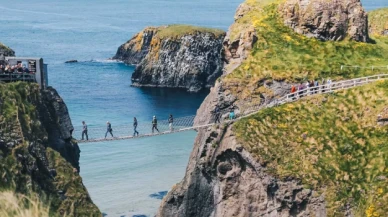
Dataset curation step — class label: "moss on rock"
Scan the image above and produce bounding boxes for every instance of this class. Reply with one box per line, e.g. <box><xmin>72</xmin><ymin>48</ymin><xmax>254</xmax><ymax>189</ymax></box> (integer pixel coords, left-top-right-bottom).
<box><xmin>0</xmin><ymin>82</ymin><xmax>100</xmax><ymax>217</ymax></box>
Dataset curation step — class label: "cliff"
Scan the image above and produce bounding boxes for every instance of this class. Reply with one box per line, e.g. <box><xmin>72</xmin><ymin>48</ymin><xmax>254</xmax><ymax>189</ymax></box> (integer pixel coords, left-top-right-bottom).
<box><xmin>158</xmin><ymin>0</ymin><xmax>388</xmax><ymax>217</ymax></box>
<box><xmin>113</xmin><ymin>25</ymin><xmax>226</xmax><ymax>92</ymax></box>
<box><xmin>279</xmin><ymin>0</ymin><xmax>369</xmax><ymax>42</ymax></box>
<box><xmin>0</xmin><ymin>82</ymin><xmax>100</xmax><ymax>216</ymax></box>
<box><xmin>368</xmin><ymin>8</ymin><xmax>388</xmax><ymax>36</ymax></box>
<box><xmin>0</xmin><ymin>43</ymin><xmax>15</xmax><ymax>61</ymax></box>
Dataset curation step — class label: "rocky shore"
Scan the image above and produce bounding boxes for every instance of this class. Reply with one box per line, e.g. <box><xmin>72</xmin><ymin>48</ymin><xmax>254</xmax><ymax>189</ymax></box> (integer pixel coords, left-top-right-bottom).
<box><xmin>113</xmin><ymin>25</ymin><xmax>226</xmax><ymax>92</ymax></box>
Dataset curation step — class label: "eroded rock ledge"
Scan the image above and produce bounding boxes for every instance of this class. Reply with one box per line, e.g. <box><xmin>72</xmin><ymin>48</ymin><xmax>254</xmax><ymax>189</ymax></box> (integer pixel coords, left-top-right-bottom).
<box><xmin>279</xmin><ymin>0</ymin><xmax>369</xmax><ymax>42</ymax></box>
<box><xmin>113</xmin><ymin>25</ymin><xmax>226</xmax><ymax>92</ymax></box>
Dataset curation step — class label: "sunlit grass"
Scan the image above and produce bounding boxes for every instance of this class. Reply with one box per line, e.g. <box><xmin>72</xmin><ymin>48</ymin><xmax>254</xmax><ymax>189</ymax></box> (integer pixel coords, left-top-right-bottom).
<box><xmin>156</xmin><ymin>24</ymin><xmax>225</xmax><ymax>39</ymax></box>
<box><xmin>234</xmin><ymin>81</ymin><xmax>388</xmax><ymax>216</ymax></box>
<box><xmin>368</xmin><ymin>8</ymin><xmax>388</xmax><ymax>36</ymax></box>
<box><xmin>0</xmin><ymin>191</ymin><xmax>52</xmax><ymax>217</ymax></box>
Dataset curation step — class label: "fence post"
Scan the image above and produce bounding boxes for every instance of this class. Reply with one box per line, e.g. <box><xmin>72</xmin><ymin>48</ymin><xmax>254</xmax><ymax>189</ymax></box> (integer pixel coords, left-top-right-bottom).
<box><xmin>372</xmin><ymin>66</ymin><xmax>374</xmax><ymax>71</ymax></box>
<box><xmin>341</xmin><ymin>65</ymin><xmax>343</xmax><ymax>71</ymax></box>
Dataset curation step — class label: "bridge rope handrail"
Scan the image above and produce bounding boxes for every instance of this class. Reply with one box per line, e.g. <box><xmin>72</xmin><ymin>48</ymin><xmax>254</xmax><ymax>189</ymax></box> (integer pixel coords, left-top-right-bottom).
<box><xmin>75</xmin><ymin>73</ymin><xmax>388</xmax><ymax>143</ymax></box>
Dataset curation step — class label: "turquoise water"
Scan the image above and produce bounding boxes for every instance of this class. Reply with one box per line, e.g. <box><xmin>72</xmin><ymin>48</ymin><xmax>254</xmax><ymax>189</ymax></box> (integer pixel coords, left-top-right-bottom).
<box><xmin>1</xmin><ymin>0</ymin><xmax>387</xmax><ymax>216</ymax></box>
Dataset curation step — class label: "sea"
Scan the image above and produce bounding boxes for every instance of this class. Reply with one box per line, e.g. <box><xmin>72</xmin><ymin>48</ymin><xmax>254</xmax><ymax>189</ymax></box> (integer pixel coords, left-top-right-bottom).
<box><xmin>0</xmin><ymin>0</ymin><xmax>387</xmax><ymax>216</ymax></box>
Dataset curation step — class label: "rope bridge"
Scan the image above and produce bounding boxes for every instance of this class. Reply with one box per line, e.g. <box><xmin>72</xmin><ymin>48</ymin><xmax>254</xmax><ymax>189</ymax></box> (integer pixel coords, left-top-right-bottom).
<box><xmin>74</xmin><ymin>73</ymin><xmax>388</xmax><ymax>143</ymax></box>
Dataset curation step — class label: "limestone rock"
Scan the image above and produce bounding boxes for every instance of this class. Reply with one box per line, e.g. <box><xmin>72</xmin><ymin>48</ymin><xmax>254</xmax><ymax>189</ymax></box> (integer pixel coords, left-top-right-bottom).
<box><xmin>113</xmin><ymin>25</ymin><xmax>226</xmax><ymax>92</ymax></box>
<box><xmin>279</xmin><ymin>0</ymin><xmax>369</xmax><ymax>42</ymax></box>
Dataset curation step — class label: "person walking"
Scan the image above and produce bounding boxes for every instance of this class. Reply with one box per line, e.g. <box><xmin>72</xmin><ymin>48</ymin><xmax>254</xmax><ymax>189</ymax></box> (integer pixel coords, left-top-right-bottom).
<box><xmin>214</xmin><ymin>105</ymin><xmax>221</xmax><ymax>123</ymax></box>
<box><xmin>168</xmin><ymin>114</ymin><xmax>174</xmax><ymax>132</ymax></box>
<box><xmin>82</xmin><ymin>121</ymin><xmax>88</xmax><ymax>140</ymax></box>
<box><xmin>152</xmin><ymin>116</ymin><xmax>160</xmax><ymax>133</ymax></box>
<box><xmin>229</xmin><ymin>107</ymin><xmax>235</xmax><ymax>120</ymax></box>
<box><xmin>314</xmin><ymin>80</ymin><xmax>319</xmax><ymax>93</ymax></box>
<box><xmin>133</xmin><ymin>117</ymin><xmax>139</xmax><ymax>136</ymax></box>
<box><xmin>105</xmin><ymin>121</ymin><xmax>114</xmax><ymax>138</ymax></box>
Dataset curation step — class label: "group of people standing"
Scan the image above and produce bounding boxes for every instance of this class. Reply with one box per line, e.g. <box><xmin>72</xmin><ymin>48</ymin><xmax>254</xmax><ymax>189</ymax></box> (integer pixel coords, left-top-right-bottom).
<box><xmin>290</xmin><ymin>78</ymin><xmax>333</xmax><ymax>97</ymax></box>
<box><xmin>0</xmin><ymin>63</ymin><xmax>30</xmax><ymax>74</ymax></box>
<box><xmin>80</xmin><ymin>114</ymin><xmax>174</xmax><ymax>140</ymax></box>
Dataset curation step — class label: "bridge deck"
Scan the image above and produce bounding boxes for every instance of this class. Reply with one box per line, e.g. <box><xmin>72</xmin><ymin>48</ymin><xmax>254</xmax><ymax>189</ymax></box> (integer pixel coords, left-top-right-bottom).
<box><xmin>75</xmin><ymin>74</ymin><xmax>388</xmax><ymax>143</ymax></box>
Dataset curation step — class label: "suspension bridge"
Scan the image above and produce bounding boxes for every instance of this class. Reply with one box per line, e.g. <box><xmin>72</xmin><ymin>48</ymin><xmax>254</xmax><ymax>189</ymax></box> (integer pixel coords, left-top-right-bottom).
<box><xmin>74</xmin><ymin>74</ymin><xmax>388</xmax><ymax>143</ymax></box>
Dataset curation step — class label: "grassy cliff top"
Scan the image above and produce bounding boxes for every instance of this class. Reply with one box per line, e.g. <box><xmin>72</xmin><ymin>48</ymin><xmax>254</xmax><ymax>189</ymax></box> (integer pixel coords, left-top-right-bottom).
<box><xmin>155</xmin><ymin>24</ymin><xmax>225</xmax><ymax>39</ymax></box>
<box><xmin>234</xmin><ymin>81</ymin><xmax>388</xmax><ymax>216</ymax></box>
<box><xmin>225</xmin><ymin>1</ymin><xmax>388</xmax><ymax>88</ymax></box>
<box><xmin>368</xmin><ymin>8</ymin><xmax>388</xmax><ymax>36</ymax></box>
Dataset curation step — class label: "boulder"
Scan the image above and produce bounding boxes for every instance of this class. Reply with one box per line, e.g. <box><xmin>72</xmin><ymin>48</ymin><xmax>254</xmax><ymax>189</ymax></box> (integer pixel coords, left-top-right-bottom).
<box><xmin>279</xmin><ymin>0</ymin><xmax>369</xmax><ymax>42</ymax></box>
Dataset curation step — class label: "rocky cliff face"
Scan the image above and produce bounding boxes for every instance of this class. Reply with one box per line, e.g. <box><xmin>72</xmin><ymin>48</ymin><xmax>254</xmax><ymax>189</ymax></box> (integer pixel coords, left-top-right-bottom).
<box><xmin>0</xmin><ymin>43</ymin><xmax>15</xmax><ymax>57</ymax></box>
<box><xmin>113</xmin><ymin>27</ymin><xmax>158</xmax><ymax>65</ymax></box>
<box><xmin>279</xmin><ymin>0</ymin><xmax>369</xmax><ymax>42</ymax></box>
<box><xmin>157</xmin><ymin>1</ymin><xmax>388</xmax><ymax>217</ymax></box>
<box><xmin>113</xmin><ymin>25</ymin><xmax>226</xmax><ymax>92</ymax></box>
<box><xmin>0</xmin><ymin>83</ymin><xmax>100</xmax><ymax>216</ymax></box>
<box><xmin>157</xmin><ymin>124</ymin><xmax>327</xmax><ymax>217</ymax></box>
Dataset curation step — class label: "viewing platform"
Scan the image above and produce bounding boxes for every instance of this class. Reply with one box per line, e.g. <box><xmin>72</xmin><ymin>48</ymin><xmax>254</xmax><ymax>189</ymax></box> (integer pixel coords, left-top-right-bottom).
<box><xmin>0</xmin><ymin>56</ymin><xmax>48</xmax><ymax>89</ymax></box>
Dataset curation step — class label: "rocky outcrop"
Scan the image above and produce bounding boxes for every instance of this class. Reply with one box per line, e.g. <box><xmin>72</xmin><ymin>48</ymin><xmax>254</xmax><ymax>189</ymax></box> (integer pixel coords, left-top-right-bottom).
<box><xmin>368</xmin><ymin>8</ymin><xmax>388</xmax><ymax>36</ymax></box>
<box><xmin>279</xmin><ymin>0</ymin><xmax>369</xmax><ymax>42</ymax></box>
<box><xmin>157</xmin><ymin>124</ymin><xmax>327</xmax><ymax>217</ymax></box>
<box><xmin>113</xmin><ymin>25</ymin><xmax>226</xmax><ymax>92</ymax></box>
<box><xmin>0</xmin><ymin>83</ymin><xmax>100</xmax><ymax>216</ymax></box>
<box><xmin>222</xmin><ymin>3</ymin><xmax>258</xmax><ymax>74</ymax></box>
<box><xmin>0</xmin><ymin>42</ymin><xmax>15</xmax><ymax>57</ymax></box>
<box><xmin>113</xmin><ymin>27</ymin><xmax>158</xmax><ymax>65</ymax></box>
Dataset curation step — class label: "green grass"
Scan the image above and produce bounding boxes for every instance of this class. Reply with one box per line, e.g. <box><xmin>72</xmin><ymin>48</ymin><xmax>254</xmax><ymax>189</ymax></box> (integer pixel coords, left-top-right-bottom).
<box><xmin>234</xmin><ymin>81</ymin><xmax>388</xmax><ymax>216</ymax></box>
<box><xmin>0</xmin><ymin>82</ymin><xmax>100</xmax><ymax>217</ymax></box>
<box><xmin>156</xmin><ymin>24</ymin><xmax>225</xmax><ymax>39</ymax></box>
<box><xmin>368</xmin><ymin>8</ymin><xmax>388</xmax><ymax>36</ymax></box>
<box><xmin>224</xmin><ymin>1</ymin><xmax>388</xmax><ymax>97</ymax></box>
<box><xmin>0</xmin><ymin>191</ymin><xmax>52</xmax><ymax>217</ymax></box>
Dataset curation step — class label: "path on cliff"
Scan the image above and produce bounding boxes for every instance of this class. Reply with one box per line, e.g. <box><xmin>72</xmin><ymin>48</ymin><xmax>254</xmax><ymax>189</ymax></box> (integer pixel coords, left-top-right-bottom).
<box><xmin>75</xmin><ymin>74</ymin><xmax>388</xmax><ymax>143</ymax></box>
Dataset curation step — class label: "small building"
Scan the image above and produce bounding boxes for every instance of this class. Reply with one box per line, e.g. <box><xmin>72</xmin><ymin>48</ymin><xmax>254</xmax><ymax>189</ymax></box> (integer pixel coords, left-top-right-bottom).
<box><xmin>0</xmin><ymin>56</ymin><xmax>48</xmax><ymax>89</ymax></box>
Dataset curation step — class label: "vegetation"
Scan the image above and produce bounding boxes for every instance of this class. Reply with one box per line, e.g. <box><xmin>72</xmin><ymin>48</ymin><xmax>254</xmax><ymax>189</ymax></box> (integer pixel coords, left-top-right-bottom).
<box><xmin>0</xmin><ymin>82</ymin><xmax>100</xmax><ymax>216</ymax></box>
<box><xmin>368</xmin><ymin>8</ymin><xmax>388</xmax><ymax>36</ymax></box>
<box><xmin>234</xmin><ymin>81</ymin><xmax>388</xmax><ymax>216</ymax></box>
<box><xmin>156</xmin><ymin>24</ymin><xmax>225</xmax><ymax>39</ymax></box>
<box><xmin>0</xmin><ymin>42</ymin><xmax>15</xmax><ymax>56</ymax></box>
<box><xmin>225</xmin><ymin>1</ymin><xmax>388</xmax><ymax>93</ymax></box>
<box><xmin>0</xmin><ymin>191</ymin><xmax>52</xmax><ymax>217</ymax></box>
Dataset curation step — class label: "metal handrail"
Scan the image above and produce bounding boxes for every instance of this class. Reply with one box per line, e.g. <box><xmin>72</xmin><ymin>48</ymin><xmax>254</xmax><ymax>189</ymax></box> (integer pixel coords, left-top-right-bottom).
<box><xmin>278</xmin><ymin>74</ymin><xmax>388</xmax><ymax>103</ymax></box>
<box><xmin>0</xmin><ymin>72</ymin><xmax>36</xmax><ymax>82</ymax></box>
